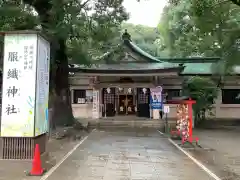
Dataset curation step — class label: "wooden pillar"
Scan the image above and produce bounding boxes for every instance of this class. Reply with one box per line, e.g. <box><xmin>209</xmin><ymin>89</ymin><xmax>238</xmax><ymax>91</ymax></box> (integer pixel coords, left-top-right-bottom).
<box><xmin>154</xmin><ymin>76</ymin><xmax>158</xmax><ymax>86</ymax></box>
<box><xmin>115</xmin><ymin>87</ymin><xmax>118</xmax><ymax>115</ymax></box>
<box><xmin>71</xmin><ymin>89</ymin><xmax>74</xmax><ymax>103</ymax></box>
<box><xmin>99</xmin><ymin>88</ymin><xmax>103</xmax><ymax>118</ymax></box>
<box><xmin>92</xmin><ymin>88</ymin><xmax>100</xmax><ymax>119</ymax></box>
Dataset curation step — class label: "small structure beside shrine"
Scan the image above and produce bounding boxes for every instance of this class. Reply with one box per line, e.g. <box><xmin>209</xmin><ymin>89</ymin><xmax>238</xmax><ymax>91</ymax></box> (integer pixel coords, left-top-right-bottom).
<box><xmin>0</xmin><ymin>30</ymin><xmax>50</xmax><ymax>159</ymax></box>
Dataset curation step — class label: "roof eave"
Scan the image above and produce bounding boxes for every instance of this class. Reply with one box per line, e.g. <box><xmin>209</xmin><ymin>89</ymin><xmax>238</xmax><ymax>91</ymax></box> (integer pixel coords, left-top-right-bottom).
<box><xmin>158</xmin><ymin>57</ymin><xmax>221</xmax><ymax>63</ymax></box>
<box><xmin>69</xmin><ymin>66</ymin><xmax>183</xmax><ymax>74</ymax></box>
<box><xmin>179</xmin><ymin>73</ymin><xmax>212</xmax><ymax>76</ymax></box>
<box><xmin>123</xmin><ymin>40</ymin><xmax>162</xmax><ymax>63</ymax></box>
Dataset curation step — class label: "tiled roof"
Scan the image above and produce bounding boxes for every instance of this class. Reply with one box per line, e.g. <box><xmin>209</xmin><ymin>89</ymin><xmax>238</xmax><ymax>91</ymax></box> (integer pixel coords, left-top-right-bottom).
<box><xmin>69</xmin><ymin>62</ymin><xmax>240</xmax><ymax>75</ymax></box>
<box><xmin>70</xmin><ymin>62</ymin><xmax>180</xmax><ymax>70</ymax></box>
<box><xmin>68</xmin><ymin>32</ymin><xmax>239</xmax><ymax>75</ymax></box>
<box><xmin>126</xmin><ymin>41</ymin><xmax>162</xmax><ymax>62</ymax></box>
<box><xmin>180</xmin><ymin>63</ymin><xmax>240</xmax><ymax>75</ymax></box>
<box><xmin>157</xmin><ymin>57</ymin><xmax>220</xmax><ymax>63</ymax></box>
<box><xmin>180</xmin><ymin>63</ymin><xmax>214</xmax><ymax>75</ymax></box>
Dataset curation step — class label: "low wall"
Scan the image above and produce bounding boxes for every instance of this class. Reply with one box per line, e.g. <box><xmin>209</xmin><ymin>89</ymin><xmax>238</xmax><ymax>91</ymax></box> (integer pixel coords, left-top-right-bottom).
<box><xmin>71</xmin><ymin>103</ymin><xmax>240</xmax><ymax>121</ymax></box>
<box><xmin>71</xmin><ymin>104</ymin><xmax>178</xmax><ymax>119</ymax></box>
<box><xmin>72</xmin><ymin>104</ymin><xmax>93</xmax><ymax>118</ymax></box>
<box><xmin>217</xmin><ymin>105</ymin><xmax>240</xmax><ymax>119</ymax></box>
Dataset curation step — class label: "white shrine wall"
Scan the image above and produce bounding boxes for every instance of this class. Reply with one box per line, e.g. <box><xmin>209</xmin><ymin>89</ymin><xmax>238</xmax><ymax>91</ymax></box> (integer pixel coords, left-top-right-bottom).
<box><xmin>69</xmin><ymin>75</ymin><xmax>240</xmax><ymax>120</ymax></box>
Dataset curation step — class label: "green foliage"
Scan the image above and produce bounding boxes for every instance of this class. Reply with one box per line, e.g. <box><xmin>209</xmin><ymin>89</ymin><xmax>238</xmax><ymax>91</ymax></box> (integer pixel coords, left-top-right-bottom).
<box><xmin>0</xmin><ymin>0</ymin><xmax>130</xmax><ymax>124</ymax></box>
<box><xmin>0</xmin><ymin>1</ymin><xmax>39</xmax><ymax>61</ymax></box>
<box><xmin>0</xmin><ymin>1</ymin><xmax>38</xmax><ymax>31</ymax></box>
<box><xmin>230</xmin><ymin>0</ymin><xmax>240</xmax><ymax>6</ymax></box>
<box><xmin>182</xmin><ymin>76</ymin><xmax>219</xmax><ymax>124</ymax></box>
<box><xmin>0</xmin><ymin>0</ymin><xmax>129</xmax><ymax>65</ymax></box>
<box><xmin>121</xmin><ymin>23</ymin><xmax>166</xmax><ymax>57</ymax></box>
<box><xmin>158</xmin><ymin>0</ymin><xmax>240</xmax><ymax>65</ymax></box>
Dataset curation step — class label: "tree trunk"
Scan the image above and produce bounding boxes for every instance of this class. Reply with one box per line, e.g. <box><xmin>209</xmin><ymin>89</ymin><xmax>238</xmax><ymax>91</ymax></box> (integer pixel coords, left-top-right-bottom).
<box><xmin>51</xmin><ymin>39</ymin><xmax>74</xmax><ymax>127</ymax></box>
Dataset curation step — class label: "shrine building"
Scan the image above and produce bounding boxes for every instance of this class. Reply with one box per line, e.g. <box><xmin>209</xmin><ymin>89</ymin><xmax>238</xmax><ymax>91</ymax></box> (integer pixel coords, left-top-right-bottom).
<box><xmin>68</xmin><ymin>31</ymin><xmax>240</xmax><ymax>123</ymax></box>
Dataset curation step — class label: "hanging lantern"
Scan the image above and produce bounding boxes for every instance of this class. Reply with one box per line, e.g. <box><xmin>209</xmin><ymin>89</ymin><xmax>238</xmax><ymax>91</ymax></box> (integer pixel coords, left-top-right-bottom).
<box><xmin>128</xmin><ymin>88</ymin><xmax>132</xmax><ymax>94</ymax></box>
<box><xmin>106</xmin><ymin>87</ymin><xmax>111</xmax><ymax>94</ymax></box>
<box><xmin>119</xmin><ymin>87</ymin><xmax>123</xmax><ymax>92</ymax></box>
<box><xmin>93</xmin><ymin>76</ymin><xmax>99</xmax><ymax>84</ymax></box>
<box><xmin>157</xmin><ymin>86</ymin><xmax>162</xmax><ymax>92</ymax></box>
<box><xmin>120</xmin><ymin>106</ymin><xmax>124</xmax><ymax>112</ymax></box>
<box><xmin>124</xmin><ymin>52</ymin><xmax>129</xmax><ymax>59</ymax></box>
<box><xmin>142</xmin><ymin>88</ymin><xmax>147</xmax><ymax>94</ymax></box>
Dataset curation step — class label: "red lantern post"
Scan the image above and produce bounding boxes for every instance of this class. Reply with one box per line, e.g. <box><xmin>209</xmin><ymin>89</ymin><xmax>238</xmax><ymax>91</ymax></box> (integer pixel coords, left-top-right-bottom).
<box><xmin>168</xmin><ymin>97</ymin><xmax>199</xmax><ymax>145</ymax></box>
<box><xmin>184</xmin><ymin>98</ymin><xmax>199</xmax><ymax>144</ymax></box>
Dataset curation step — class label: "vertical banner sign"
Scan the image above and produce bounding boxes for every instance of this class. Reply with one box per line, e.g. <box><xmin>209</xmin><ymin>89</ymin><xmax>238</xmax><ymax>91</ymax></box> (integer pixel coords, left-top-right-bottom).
<box><xmin>92</xmin><ymin>90</ymin><xmax>99</xmax><ymax>119</ymax></box>
<box><xmin>35</xmin><ymin>36</ymin><xmax>50</xmax><ymax>136</ymax></box>
<box><xmin>150</xmin><ymin>86</ymin><xmax>163</xmax><ymax>110</ymax></box>
<box><xmin>1</xmin><ymin>33</ymin><xmax>50</xmax><ymax>137</ymax></box>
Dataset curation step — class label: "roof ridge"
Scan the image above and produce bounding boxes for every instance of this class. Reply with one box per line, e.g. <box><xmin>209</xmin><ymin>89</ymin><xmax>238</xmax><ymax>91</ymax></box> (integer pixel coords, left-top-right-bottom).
<box><xmin>123</xmin><ymin>40</ymin><xmax>164</xmax><ymax>63</ymax></box>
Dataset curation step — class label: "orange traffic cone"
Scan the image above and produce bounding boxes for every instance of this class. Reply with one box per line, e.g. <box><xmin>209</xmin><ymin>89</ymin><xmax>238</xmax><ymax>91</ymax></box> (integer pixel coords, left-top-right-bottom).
<box><xmin>26</xmin><ymin>144</ymin><xmax>45</xmax><ymax>176</ymax></box>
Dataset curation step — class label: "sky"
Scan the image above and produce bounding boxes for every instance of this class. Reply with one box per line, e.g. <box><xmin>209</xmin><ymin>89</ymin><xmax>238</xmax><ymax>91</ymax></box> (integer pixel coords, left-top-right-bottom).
<box><xmin>123</xmin><ymin>0</ymin><xmax>168</xmax><ymax>27</ymax></box>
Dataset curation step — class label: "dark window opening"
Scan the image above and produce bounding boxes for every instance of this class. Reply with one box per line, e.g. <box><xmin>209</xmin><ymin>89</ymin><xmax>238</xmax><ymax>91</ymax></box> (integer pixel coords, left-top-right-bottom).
<box><xmin>162</xmin><ymin>89</ymin><xmax>181</xmax><ymax>101</ymax></box>
<box><xmin>222</xmin><ymin>89</ymin><xmax>240</xmax><ymax>104</ymax></box>
<box><xmin>73</xmin><ymin>90</ymin><xmax>86</xmax><ymax>104</ymax></box>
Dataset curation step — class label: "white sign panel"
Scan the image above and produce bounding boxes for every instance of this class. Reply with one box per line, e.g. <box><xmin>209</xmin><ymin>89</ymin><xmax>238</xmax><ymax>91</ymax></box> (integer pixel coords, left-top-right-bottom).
<box><xmin>35</xmin><ymin>36</ymin><xmax>50</xmax><ymax>136</ymax></box>
<box><xmin>77</xmin><ymin>98</ymin><xmax>85</xmax><ymax>104</ymax></box>
<box><xmin>163</xmin><ymin>106</ymin><xmax>170</xmax><ymax>114</ymax></box>
<box><xmin>86</xmin><ymin>90</ymin><xmax>93</xmax><ymax>103</ymax></box>
<box><xmin>1</xmin><ymin>33</ymin><xmax>50</xmax><ymax>137</ymax></box>
<box><xmin>1</xmin><ymin>34</ymin><xmax>37</xmax><ymax>137</ymax></box>
<box><xmin>92</xmin><ymin>90</ymin><xmax>99</xmax><ymax>119</ymax></box>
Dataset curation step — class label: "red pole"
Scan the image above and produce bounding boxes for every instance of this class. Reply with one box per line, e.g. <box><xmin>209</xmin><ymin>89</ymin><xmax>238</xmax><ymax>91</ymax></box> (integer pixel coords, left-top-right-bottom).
<box><xmin>188</xmin><ymin>102</ymin><xmax>193</xmax><ymax>139</ymax></box>
<box><xmin>188</xmin><ymin>98</ymin><xmax>196</xmax><ymax>142</ymax></box>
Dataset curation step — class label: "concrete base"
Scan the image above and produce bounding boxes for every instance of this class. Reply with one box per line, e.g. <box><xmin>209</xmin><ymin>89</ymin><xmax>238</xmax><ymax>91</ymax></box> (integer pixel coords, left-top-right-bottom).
<box><xmin>77</xmin><ymin>116</ymin><xmax>165</xmax><ymax>129</ymax></box>
<box><xmin>152</xmin><ymin>109</ymin><xmax>160</xmax><ymax>119</ymax></box>
<box><xmin>0</xmin><ymin>134</ymin><xmax>47</xmax><ymax>160</ymax></box>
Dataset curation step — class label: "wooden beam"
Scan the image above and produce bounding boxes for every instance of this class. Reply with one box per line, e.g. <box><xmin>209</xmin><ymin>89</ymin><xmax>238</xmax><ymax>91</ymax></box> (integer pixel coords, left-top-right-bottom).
<box><xmin>72</xmin><ymin>72</ymin><xmax>179</xmax><ymax>77</ymax></box>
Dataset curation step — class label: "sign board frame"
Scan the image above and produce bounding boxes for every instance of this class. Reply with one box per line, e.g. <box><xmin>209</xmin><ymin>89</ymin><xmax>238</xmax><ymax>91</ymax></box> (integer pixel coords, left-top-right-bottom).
<box><xmin>150</xmin><ymin>86</ymin><xmax>163</xmax><ymax>110</ymax></box>
<box><xmin>163</xmin><ymin>105</ymin><xmax>170</xmax><ymax>114</ymax></box>
<box><xmin>1</xmin><ymin>32</ymin><xmax>50</xmax><ymax>137</ymax></box>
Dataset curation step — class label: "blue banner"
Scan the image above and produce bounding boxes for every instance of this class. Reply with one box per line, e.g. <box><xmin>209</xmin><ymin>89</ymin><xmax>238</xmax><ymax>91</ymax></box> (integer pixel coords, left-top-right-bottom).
<box><xmin>150</xmin><ymin>87</ymin><xmax>163</xmax><ymax>110</ymax></box>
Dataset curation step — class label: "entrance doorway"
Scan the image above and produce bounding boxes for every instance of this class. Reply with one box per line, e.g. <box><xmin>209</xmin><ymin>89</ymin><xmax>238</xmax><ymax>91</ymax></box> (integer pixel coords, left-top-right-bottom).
<box><xmin>102</xmin><ymin>88</ymin><xmax>115</xmax><ymax>117</ymax></box>
<box><xmin>137</xmin><ymin>88</ymin><xmax>150</xmax><ymax>118</ymax></box>
<box><xmin>118</xmin><ymin>95</ymin><xmax>135</xmax><ymax>115</ymax></box>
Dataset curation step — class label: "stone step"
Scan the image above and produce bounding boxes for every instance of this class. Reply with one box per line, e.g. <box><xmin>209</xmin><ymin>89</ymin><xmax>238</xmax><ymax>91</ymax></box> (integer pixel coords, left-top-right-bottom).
<box><xmin>77</xmin><ymin>117</ymin><xmax>171</xmax><ymax>130</ymax></box>
<box><xmin>93</xmin><ymin>120</ymin><xmax>165</xmax><ymax>129</ymax></box>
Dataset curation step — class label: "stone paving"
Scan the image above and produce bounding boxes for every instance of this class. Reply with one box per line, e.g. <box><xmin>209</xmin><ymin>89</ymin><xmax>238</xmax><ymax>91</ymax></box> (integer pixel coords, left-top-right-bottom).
<box><xmin>191</xmin><ymin>129</ymin><xmax>240</xmax><ymax>180</ymax></box>
<box><xmin>45</xmin><ymin>129</ymin><xmax>214</xmax><ymax>180</ymax></box>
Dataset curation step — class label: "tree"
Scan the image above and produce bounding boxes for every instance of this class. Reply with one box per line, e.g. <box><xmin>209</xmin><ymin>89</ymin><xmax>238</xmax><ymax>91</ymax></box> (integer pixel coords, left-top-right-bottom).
<box><xmin>182</xmin><ymin>76</ymin><xmax>219</xmax><ymax>126</ymax></box>
<box><xmin>0</xmin><ymin>1</ymin><xmax>38</xmax><ymax>62</ymax></box>
<box><xmin>158</xmin><ymin>0</ymin><xmax>240</xmax><ymax>60</ymax></box>
<box><xmin>121</xmin><ymin>23</ymin><xmax>162</xmax><ymax>56</ymax></box>
<box><xmin>191</xmin><ymin>0</ymin><xmax>240</xmax><ymax>66</ymax></box>
<box><xmin>0</xmin><ymin>0</ymin><xmax>128</xmax><ymax>126</ymax></box>
<box><xmin>230</xmin><ymin>0</ymin><xmax>240</xmax><ymax>6</ymax></box>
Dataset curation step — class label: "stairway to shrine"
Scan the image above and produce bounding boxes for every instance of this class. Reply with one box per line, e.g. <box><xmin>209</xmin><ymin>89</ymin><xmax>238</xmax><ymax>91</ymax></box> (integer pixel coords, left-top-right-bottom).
<box><xmin>92</xmin><ymin>116</ymin><xmax>165</xmax><ymax>130</ymax></box>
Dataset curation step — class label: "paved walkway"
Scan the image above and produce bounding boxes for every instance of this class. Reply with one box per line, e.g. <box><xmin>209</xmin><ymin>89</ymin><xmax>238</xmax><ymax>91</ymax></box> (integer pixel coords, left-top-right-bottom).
<box><xmin>191</xmin><ymin>129</ymin><xmax>240</xmax><ymax>179</ymax></box>
<box><xmin>44</xmin><ymin>129</ymin><xmax>213</xmax><ymax>180</ymax></box>
<box><xmin>194</xmin><ymin>129</ymin><xmax>240</xmax><ymax>160</ymax></box>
